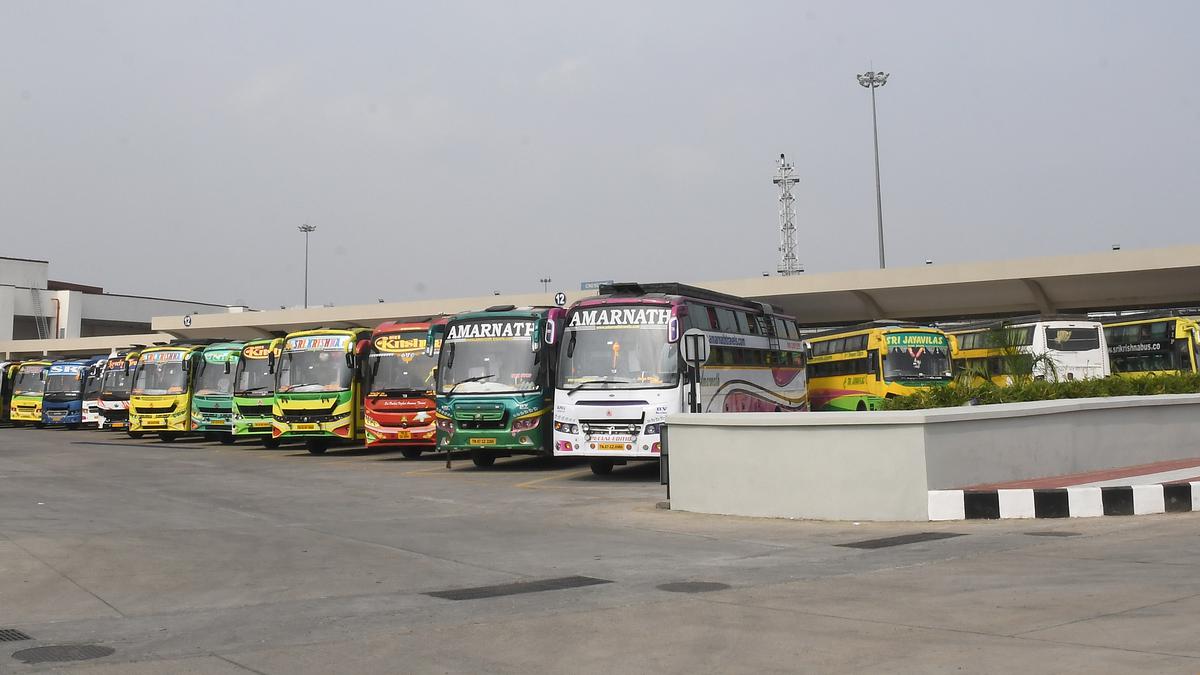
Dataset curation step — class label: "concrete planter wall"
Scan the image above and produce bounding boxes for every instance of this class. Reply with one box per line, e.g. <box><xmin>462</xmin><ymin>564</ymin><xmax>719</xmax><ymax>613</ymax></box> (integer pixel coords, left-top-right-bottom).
<box><xmin>665</xmin><ymin>394</ymin><xmax>1200</xmax><ymax>521</ymax></box>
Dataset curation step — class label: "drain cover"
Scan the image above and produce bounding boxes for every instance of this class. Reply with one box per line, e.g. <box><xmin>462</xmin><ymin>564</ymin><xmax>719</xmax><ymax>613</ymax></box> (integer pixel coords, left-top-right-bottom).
<box><xmin>12</xmin><ymin>645</ymin><xmax>115</xmax><ymax>664</ymax></box>
<box><xmin>0</xmin><ymin>629</ymin><xmax>31</xmax><ymax>642</ymax></box>
<box><xmin>657</xmin><ymin>581</ymin><xmax>731</xmax><ymax>593</ymax></box>
<box><xmin>837</xmin><ymin>532</ymin><xmax>966</xmax><ymax>549</ymax></box>
<box><xmin>1024</xmin><ymin>531</ymin><xmax>1081</xmax><ymax>537</ymax></box>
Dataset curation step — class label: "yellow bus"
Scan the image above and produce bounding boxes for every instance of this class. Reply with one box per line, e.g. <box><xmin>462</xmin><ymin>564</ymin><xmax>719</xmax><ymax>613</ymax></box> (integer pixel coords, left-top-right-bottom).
<box><xmin>805</xmin><ymin>322</ymin><xmax>953</xmax><ymax>411</ymax></box>
<box><xmin>1103</xmin><ymin>314</ymin><xmax>1200</xmax><ymax>377</ymax></box>
<box><xmin>9</xmin><ymin>359</ymin><xmax>51</xmax><ymax>426</ymax></box>
<box><xmin>947</xmin><ymin>317</ymin><xmax>1110</xmax><ymax>385</ymax></box>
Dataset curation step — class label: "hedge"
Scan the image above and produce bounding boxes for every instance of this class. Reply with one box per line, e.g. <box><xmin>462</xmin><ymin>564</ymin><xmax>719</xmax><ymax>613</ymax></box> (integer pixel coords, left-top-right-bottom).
<box><xmin>879</xmin><ymin>373</ymin><xmax>1200</xmax><ymax>411</ymax></box>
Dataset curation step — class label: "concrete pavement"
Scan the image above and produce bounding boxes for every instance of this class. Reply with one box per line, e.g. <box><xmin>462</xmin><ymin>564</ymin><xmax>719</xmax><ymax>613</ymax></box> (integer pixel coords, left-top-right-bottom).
<box><xmin>0</xmin><ymin>427</ymin><xmax>1198</xmax><ymax>673</ymax></box>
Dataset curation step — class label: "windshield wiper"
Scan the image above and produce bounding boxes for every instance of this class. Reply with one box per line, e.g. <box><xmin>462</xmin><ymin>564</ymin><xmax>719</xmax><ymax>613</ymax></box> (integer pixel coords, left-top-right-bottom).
<box><xmin>282</xmin><ymin>382</ymin><xmax>325</xmax><ymax>392</ymax></box>
<box><xmin>446</xmin><ymin>374</ymin><xmax>495</xmax><ymax>394</ymax></box>
<box><xmin>566</xmin><ymin>378</ymin><xmax>631</xmax><ymax>395</ymax></box>
<box><xmin>237</xmin><ymin>386</ymin><xmax>272</xmax><ymax>395</ymax></box>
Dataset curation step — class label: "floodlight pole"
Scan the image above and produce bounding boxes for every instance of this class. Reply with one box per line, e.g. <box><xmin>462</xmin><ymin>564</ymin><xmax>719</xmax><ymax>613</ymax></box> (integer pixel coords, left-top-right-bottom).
<box><xmin>857</xmin><ymin>70</ymin><xmax>889</xmax><ymax>269</ymax></box>
<box><xmin>298</xmin><ymin>224</ymin><xmax>317</xmax><ymax>308</ymax></box>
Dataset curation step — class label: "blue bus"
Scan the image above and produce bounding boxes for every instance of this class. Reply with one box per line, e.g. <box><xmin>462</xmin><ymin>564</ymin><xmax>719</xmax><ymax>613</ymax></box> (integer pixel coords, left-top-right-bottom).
<box><xmin>41</xmin><ymin>357</ymin><xmax>106</xmax><ymax>429</ymax></box>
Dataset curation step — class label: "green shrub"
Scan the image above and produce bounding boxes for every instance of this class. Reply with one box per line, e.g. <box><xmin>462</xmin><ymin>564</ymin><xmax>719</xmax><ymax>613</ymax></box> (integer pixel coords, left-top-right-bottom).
<box><xmin>879</xmin><ymin>373</ymin><xmax>1200</xmax><ymax>411</ymax></box>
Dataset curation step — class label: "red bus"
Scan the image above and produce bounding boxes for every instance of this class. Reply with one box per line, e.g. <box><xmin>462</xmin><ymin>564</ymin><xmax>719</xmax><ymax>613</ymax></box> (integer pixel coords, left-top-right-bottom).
<box><xmin>363</xmin><ymin>317</ymin><xmax>447</xmax><ymax>457</ymax></box>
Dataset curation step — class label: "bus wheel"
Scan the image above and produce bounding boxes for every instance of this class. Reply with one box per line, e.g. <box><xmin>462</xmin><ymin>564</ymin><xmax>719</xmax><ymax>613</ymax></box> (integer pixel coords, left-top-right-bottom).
<box><xmin>400</xmin><ymin>448</ymin><xmax>423</xmax><ymax>460</ymax></box>
<box><xmin>127</xmin><ymin>431</ymin><xmax>144</xmax><ymax>439</ymax></box>
<box><xmin>856</xmin><ymin>401</ymin><xmax>868</xmax><ymax>412</ymax></box>
<box><xmin>34</xmin><ymin>422</ymin><xmax>46</xmax><ymax>429</ymax></box>
<box><xmin>306</xmin><ymin>439</ymin><xmax>328</xmax><ymax>455</ymax></box>
<box><xmin>67</xmin><ymin>423</ymin><xmax>80</xmax><ymax>430</ymax></box>
<box><xmin>590</xmin><ymin>459</ymin><xmax>614</xmax><ymax>476</ymax></box>
<box><xmin>470</xmin><ymin>450</ymin><xmax>495</xmax><ymax>467</ymax></box>
<box><xmin>262</xmin><ymin>437</ymin><xmax>281</xmax><ymax>449</ymax></box>
<box><xmin>219</xmin><ymin>434</ymin><xmax>236</xmax><ymax>445</ymax></box>
<box><xmin>158</xmin><ymin>432</ymin><xmax>178</xmax><ymax>442</ymax></box>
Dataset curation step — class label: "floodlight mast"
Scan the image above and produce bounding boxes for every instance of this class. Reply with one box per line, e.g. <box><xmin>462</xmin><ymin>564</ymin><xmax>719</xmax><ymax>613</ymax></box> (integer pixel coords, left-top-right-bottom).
<box><xmin>773</xmin><ymin>154</ymin><xmax>801</xmax><ymax>276</ymax></box>
<box><xmin>857</xmin><ymin>69</ymin><xmax>889</xmax><ymax>269</ymax></box>
<box><xmin>298</xmin><ymin>224</ymin><xmax>317</xmax><ymax>308</ymax></box>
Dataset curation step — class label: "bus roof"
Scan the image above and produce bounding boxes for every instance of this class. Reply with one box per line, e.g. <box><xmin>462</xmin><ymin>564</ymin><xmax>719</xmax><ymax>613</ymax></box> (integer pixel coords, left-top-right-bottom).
<box><xmin>447</xmin><ymin>306</ymin><xmax>556</xmax><ymax>322</ymax></box>
<box><xmin>1102</xmin><ymin>311</ymin><xmax>1200</xmax><ymax>327</ymax></box>
<box><xmin>373</xmin><ymin>316</ymin><xmax>448</xmax><ymax>336</ymax></box>
<box><xmin>597</xmin><ymin>282</ymin><xmax>776</xmax><ymax>313</ymax></box>
<box><xmin>942</xmin><ymin>314</ymin><xmax>1098</xmax><ymax>334</ymax></box>
<box><xmin>804</xmin><ymin>320</ymin><xmax>945</xmax><ymax>341</ymax></box>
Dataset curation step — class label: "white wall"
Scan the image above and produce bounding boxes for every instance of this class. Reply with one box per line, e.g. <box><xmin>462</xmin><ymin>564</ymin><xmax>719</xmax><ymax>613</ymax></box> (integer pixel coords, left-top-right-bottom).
<box><xmin>0</xmin><ymin>258</ymin><xmax>48</xmax><ymax>289</ymax></box>
<box><xmin>666</xmin><ymin>395</ymin><xmax>1200</xmax><ymax>521</ymax></box>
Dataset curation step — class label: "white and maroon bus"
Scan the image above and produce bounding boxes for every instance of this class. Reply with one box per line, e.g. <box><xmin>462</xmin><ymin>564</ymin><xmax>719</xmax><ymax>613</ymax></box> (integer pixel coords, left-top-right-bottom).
<box><xmin>553</xmin><ymin>283</ymin><xmax>807</xmax><ymax>475</ymax></box>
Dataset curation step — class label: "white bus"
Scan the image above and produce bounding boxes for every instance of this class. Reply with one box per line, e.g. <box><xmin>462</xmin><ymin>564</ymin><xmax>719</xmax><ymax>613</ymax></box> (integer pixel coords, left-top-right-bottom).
<box><xmin>947</xmin><ymin>316</ymin><xmax>1110</xmax><ymax>384</ymax></box>
<box><xmin>553</xmin><ymin>283</ymin><xmax>807</xmax><ymax>475</ymax></box>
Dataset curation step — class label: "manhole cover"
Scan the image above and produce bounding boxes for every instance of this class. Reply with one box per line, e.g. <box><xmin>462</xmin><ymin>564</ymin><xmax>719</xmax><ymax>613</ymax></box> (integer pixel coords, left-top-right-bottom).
<box><xmin>12</xmin><ymin>645</ymin><xmax>115</xmax><ymax>664</ymax></box>
<box><xmin>657</xmin><ymin>581</ymin><xmax>731</xmax><ymax>593</ymax></box>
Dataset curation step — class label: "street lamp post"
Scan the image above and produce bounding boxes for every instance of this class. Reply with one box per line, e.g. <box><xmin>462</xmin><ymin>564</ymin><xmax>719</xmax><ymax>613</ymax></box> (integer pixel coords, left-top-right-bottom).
<box><xmin>539</xmin><ymin>277</ymin><xmax>552</xmax><ymax>293</ymax></box>
<box><xmin>298</xmin><ymin>224</ymin><xmax>317</xmax><ymax>308</ymax></box>
<box><xmin>857</xmin><ymin>69</ymin><xmax>889</xmax><ymax>269</ymax></box>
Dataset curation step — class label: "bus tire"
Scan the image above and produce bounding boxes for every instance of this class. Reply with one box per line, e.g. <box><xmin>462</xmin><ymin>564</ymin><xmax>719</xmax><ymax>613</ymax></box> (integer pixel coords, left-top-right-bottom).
<box><xmin>470</xmin><ymin>450</ymin><xmax>495</xmax><ymax>467</ymax></box>
<box><xmin>262</xmin><ymin>437</ymin><xmax>281</xmax><ymax>449</ymax></box>
<box><xmin>219</xmin><ymin>434</ymin><xmax>236</xmax><ymax>445</ymax></box>
<box><xmin>856</xmin><ymin>401</ymin><xmax>867</xmax><ymax>411</ymax></box>
<box><xmin>34</xmin><ymin>422</ymin><xmax>46</xmax><ymax>429</ymax></box>
<box><xmin>67</xmin><ymin>423</ymin><xmax>80</xmax><ymax>430</ymax></box>
<box><xmin>401</xmin><ymin>448</ymin><xmax>423</xmax><ymax>460</ymax></box>
<box><xmin>127</xmin><ymin>431</ymin><xmax>144</xmax><ymax>439</ymax></box>
<box><xmin>158</xmin><ymin>432</ymin><xmax>178</xmax><ymax>442</ymax></box>
<box><xmin>590</xmin><ymin>459</ymin><xmax>614</xmax><ymax>476</ymax></box>
<box><xmin>306</xmin><ymin>439</ymin><xmax>328</xmax><ymax>455</ymax></box>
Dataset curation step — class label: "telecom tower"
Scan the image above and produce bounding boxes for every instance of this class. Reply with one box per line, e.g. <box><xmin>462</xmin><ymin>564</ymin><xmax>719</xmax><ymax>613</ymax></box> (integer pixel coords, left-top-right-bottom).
<box><xmin>773</xmin><ymin>153</ymin><xmax>801</xmax><ymax>275</ymax></box>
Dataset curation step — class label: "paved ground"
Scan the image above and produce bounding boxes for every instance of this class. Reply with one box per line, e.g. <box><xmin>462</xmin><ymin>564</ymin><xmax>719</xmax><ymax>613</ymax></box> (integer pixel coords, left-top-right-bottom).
<box><xmin>1</xmin><ymin>427</ymin><xmax>1200</xmax><ymax>673</ymax></box>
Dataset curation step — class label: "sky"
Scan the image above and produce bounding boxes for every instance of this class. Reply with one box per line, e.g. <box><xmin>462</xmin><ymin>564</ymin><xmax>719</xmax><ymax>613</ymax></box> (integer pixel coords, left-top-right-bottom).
<box><xmin>3</xmin><ymin>1</ymin><xmax>1199</xmax><ymax>309</ymax></box>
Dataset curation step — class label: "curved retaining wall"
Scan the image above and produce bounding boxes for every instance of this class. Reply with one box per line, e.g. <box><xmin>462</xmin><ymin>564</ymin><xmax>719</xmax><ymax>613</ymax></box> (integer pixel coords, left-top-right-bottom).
<box><xmin>664</xmin><ymin>394</ymin><xmax>1200</xmax><ymax>521</ymax></box>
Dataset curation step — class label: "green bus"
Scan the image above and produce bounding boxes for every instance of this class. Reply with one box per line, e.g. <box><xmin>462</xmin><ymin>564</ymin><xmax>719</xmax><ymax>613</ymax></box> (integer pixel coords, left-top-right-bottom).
<box><xmin>190</xmin><ymin>342</ymin><xmax>244</xmax><ymax>443</ymax></box>
<box><xmin>273</xmin><ymin>328</ymin><xmax>372</xmax><ymax>454</ymax></box>
<box><xmin>432</xmin><ymin>305</ymin><xmax>564</xmax><ymax>467</ymax></box>
<box><xmin>232</xmin><ymin>338</ymin><xmax>284</xmax><ymax>447</ymax></box>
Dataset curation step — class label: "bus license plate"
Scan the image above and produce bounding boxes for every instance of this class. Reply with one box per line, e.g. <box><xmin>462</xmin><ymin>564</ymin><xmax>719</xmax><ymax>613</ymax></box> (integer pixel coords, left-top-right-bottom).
<box><xmin>253</xmin><ymin>422</ymin><xmax>270</xmax><ymax>428</ymax></box>
<box><xmin>469</xmin><ymin>437</ymin><xmax>496</xmax><ymax>445</ymax></box>
<box><xmin>210</xmin><ymin>419</ymin><xmax>226</xmax><ymax>425</ymax></box>
<box><xmin>144</xmin><ymin>419</ymin><xmax>163</xmax><ymax>426</ymax></box>
<box><xmin>294</xmin><ymin>423</ymin><xmax>318</xmax><ymax>431</ymax></box>
<box><xmin>395</xmin><ymin>430</ymin><xmax>411</xmax><ymax>439</ymax></box>
<box><xmin>598</xmin><ymin>443</ymin><xmax>625</xmax><ymax>450</ymax></box>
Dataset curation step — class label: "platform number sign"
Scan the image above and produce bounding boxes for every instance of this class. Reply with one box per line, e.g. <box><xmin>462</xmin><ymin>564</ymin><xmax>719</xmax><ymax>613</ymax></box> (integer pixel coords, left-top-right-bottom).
<box><xmin>553</xmin><ymin>292</ymin><xmax>567</xmax><ymax>307</ymax></box>
<box><xmin>183</xmin><ymin>314</ymin><xmax>192</xmax><ymax>327</ymax></box>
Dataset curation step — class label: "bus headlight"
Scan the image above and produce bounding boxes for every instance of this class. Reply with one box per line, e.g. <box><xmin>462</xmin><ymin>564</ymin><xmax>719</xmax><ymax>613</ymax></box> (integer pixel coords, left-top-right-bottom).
<box><xmin>644</xmin><ymin>423</ymin><xmax>662</xmax><ymax>435</ymax></box>
<box><xmin>511</xmin><ymin>416</ymin><xmax>541</xmax><ymax>432</ymax></box>
<box><xmin>553</xmin><ymin>421</ymin><xmax>578</xmax><ymax>434</ymax></box>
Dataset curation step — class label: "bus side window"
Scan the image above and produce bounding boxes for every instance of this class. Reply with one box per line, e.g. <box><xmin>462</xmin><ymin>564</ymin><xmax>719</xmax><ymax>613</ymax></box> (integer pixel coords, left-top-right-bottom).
<box><xmin>715</xmin><ymin>308</ymin><xmax>738</xmax><ymax>334</ymax></box>
<box><xmin>687</xmin><ymin>304</ymin><xmax>712</xmax><ymax>331</ymax></box>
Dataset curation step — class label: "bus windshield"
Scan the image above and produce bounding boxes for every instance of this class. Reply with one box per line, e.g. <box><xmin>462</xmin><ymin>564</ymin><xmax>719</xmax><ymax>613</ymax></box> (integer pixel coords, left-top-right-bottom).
<box><xmin>882</xmin><ymin>333</ymin><xmax>953</xmax><ymax>381</ymax></box>
<box><xmin>370</xmin><ymin>338</ymin><xmax>437</xmax><ymax>393</ymax></box>
<box><xmin>101</xmin><ymin>367</ymin><xmax>132</xmax><ymax>397</ymax></box>
<box><xmin>276</xmin><ymin>349</ymin><xmax>351</xmax><ymax>393</ymax></box>
<box><xmin>83</xmin><ymin>369</ymin><xmax>103</xmax><ymax>398</ymax></box>
<box><xmin>44</xmin><ymin>371</ymin><xmax>84</xmax><ymax>397</ymax></box>
<box><xmin>235</xmin><ymin>356</ymin><xmax>275</xmax><ymax>396</ymax></box>
<box><xmin>439</xmin><ymin>321</ymin><xmax>540</xmax><ymax>394</ymax></box>
<box><xmin>132</xmin><ymin>361</ymin><xmax>188</xmax><ymax>396</ymax></box>
<box><xmin>12</xmin><ymin>366</ymin><xmax>46</xmax><ymax>396</ymax></box>
<box><xmin>194</xmin><ymin>358</ymin><xmax>235</xmax><ymax>396</ymax></box>
<box><xmin>557</xmin><ymin>325</ymin><xmax>679</xmax><ymax>390</ymax></box>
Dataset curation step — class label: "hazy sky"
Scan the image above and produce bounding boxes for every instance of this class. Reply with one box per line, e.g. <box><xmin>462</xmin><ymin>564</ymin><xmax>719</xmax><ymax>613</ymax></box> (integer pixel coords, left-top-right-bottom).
<box><xmin>3</xmin><ymin>1</ymin><xmax>1198</xmax><ymax>309</ymax></box>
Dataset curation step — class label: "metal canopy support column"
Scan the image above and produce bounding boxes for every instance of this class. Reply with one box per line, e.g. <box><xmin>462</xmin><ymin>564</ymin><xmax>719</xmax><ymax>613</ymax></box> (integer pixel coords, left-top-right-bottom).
<box><xmin>1021</xmin><ymin>279</ymin><xmax>1056</xmax><ymax>316</ymax></box>
<box><xmin>851</xmin><ymin>290</ymin><xmax>886</xmax><ymax>320</ymax></box>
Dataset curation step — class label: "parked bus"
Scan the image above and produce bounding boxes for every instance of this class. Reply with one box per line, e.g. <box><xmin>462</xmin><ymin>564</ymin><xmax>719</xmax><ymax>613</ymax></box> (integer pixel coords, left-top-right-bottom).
<box><xmin>232</xmin><ymin>338</ymin><xmax>283</xmax><ymax>447</ymax></box>
<box><xmin>946</xmin><ymin>317</ymin><xmax>1110</xmax><ymax>384</ymax></box>
<box><xmin>273</xmin><ymin>328</ymin><xmax>372</xmax><ymax>455</ymax></box>
<box><xmin>1</xmin><ymin>361</ymin><xmax>22</xmax><ymax>425</ymax></box>
<box><xmin>190</xmin><ymin>342</ymin><xmax>244</xmax><ymax>444</ymax></box>
<box><xmin>130</xmin><ymin>343</ymin><xmax>206</xmax><ymax>441</ymax></box>
<box><xmin>81</xmin><ymin>359</ymin><xmax>106</xmax><ymax>428</ymax></box>
<box><xmin>96</xmin><ymin>351</ymin><xmax>139</xmax><ymax>432</ymax></box>
<box><xmin>9</xmin><ymin>359</ymin><xmax>51</xmax><ymax>426</ymax></box>
<box><xmin>1103</xmin><ymin>314</ymin><xmax>1200</xmax><ymax>377</ymax></box>
<box><xmin>364</xmin><ymin>318</ymin><xmax>446</xmax><ymax>457</ymax></box>
<box><xmin>805</xmin><ymin>322</ymin><xmax>953</xmax><ymax>411</ymax></box>
<box><xmin>432</xmin><ymin>306</ymin><xmax>563</xmax><ymax>467</ymax></box>
<box><xmin>553</xmin><ymin>283</ymin><xmax>808</xmax><ymax>475</ymax></box>
<box><xmin>41</xmin><ymin>357</ymin><xmax>105</xmax><ymax>429</ymax></box>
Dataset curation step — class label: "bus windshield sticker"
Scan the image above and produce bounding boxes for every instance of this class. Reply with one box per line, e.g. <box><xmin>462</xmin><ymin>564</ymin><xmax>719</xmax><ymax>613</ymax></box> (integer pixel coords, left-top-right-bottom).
<box><xmin>568</xmin><ymin>308</ymin><xmax>670</xmax><ymax>328</ymax></box>
<box><xmin>446</xmin><ymin>321</ymin><xmax>535</xmax><ymax>341</ymax></box>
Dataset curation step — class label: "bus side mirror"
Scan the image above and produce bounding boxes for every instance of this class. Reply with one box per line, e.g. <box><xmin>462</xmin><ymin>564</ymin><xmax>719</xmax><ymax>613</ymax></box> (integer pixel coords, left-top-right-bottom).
<box><xmin>268</xmin><ymin>352</ymin><xmax>276</xmax><ymax>374</ymax></box>
<box><xmin>224</xmin><ymin>361</ymin><xmax>231</xmax><ymax>375</ymax></box>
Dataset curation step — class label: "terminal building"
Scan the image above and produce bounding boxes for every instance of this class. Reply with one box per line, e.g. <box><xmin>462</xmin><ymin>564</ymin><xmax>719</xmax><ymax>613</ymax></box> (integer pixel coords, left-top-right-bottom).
<box><xmin>0</xmin><ymin>256</ymin><xmax>242</xmax><ymax>345</ymax></box>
